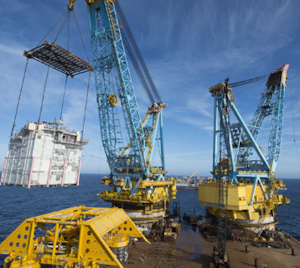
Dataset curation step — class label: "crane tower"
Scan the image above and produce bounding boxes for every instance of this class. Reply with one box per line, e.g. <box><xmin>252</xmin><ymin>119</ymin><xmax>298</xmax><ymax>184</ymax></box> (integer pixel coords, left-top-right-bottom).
<box><xmin>79</xmin><ymin>0</ymin><xmax>176</xmax><ymax>226</ymax></box>
<box><xmin>199</xmin><ymin>64</ymin><xmax>290</xmax><ymax>233</ymax></box>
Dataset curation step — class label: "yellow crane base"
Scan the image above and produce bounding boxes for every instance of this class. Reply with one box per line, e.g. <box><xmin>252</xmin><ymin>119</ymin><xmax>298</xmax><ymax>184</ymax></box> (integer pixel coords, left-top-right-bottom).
<box><xmin>111</xmin><ymin>200</ymin><xmax>169</xmax><ymax>228</ymax></box>
<box><xmin>98</xmin><ymin>178</ymin><xmax>177</xmax><ymax>228</ymax></box>
<box><xmin>0</xmin><ymin>206</ymin><xmax>150</xmax><ymax>268</ymax></box>
<box><xmin>199</xmin><ymin>180</ymin><xmax>290</xmax><ymax>233</ymax></box>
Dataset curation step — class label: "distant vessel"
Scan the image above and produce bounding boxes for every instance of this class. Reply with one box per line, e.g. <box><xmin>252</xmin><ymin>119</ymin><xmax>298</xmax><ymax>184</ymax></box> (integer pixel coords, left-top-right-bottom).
<box><xmin>175</xmin><ymin>175</ymin><xmax>209</xmax><ymax>189</ymax></box>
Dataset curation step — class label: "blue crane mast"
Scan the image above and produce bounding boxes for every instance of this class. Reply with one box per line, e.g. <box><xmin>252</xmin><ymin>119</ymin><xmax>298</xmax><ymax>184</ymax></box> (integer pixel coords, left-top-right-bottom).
<box><xmin>200</xmin><ymin>65</ymin><xmax>291</xmax><ymax>266</ymax></box>
<box><xmin>68</xmin><ymin>0</ymin><xmax>176</xmax><ymax>224</ymax></box>
<box><xmin>204</xmin><ymin>65</ymin><xmax>291</xmax><ymax>267</ymax></box>
<box><xmin>212</xmin><ymin>64</ymin><xmax>289</xmax><ymax>186</ymax></box>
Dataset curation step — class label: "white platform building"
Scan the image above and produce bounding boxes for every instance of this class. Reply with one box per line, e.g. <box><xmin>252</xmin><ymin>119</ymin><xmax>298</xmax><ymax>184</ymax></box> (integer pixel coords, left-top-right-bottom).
<box><xmin>0</xmin><ymin>120</ymin><xmax>88</xmax><ymax>188</ymax></box>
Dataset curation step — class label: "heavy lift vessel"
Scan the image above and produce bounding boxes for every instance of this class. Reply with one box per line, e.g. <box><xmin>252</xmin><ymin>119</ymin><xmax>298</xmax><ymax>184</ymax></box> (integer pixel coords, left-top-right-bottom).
<box><xmin>199</xmin><ymin>64</ymin><xmax>290</xmax><ymax>234</ymax></box>
<box><xmin>0</xmin><ymin>1</ymin><xmax>176</xmax><ymax>267</ymax></box>
<box><xmin>1</xmin><ymin>0</ymin><xmax>176</xmax><ymax>222</ymax></box>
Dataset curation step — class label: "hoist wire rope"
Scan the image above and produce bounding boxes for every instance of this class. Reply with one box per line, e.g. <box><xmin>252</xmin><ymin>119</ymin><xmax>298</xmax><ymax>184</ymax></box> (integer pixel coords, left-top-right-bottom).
<box><xmin>98</xmin><ymin>139</ymin><xmax>102</xmax><ymax>175</ymax></box>
<box><xmin>229</xmin><ymin>74</ymin><xmax>269</xmax><ymax>88</ymax></box>
<box><xmin>289</xmin><ymin>87</ymin><xmax>299</xmax><ymax>163</ymax></box>
<box><xmin>74</xmin><ymin>76</ymin><xmax>95</xmax><ymax>92</ymax></box>
<box><xmin>10</xmin><ymin>58</ymin><xmax>30</xmax><ymax>137</ymax></box>
<box><xmin>276</xmin><ymin>144</ymin><xmax>293</xmax><ymax>169</ymax></box>
<box><xmin>73</xmin><ymin>10</ymin><xmax>90</xmax><ymax>63</ymax></box>
<box><xmin>59</xmin><ymin>13</ymin><xmax>70</xmax><ymax>122</ymax></box>
<box><xmin>60</xmin><ymin>75</ymin><xmax>69</xmax><ymax>121</ymax></box>
<box><xmin>54</xmin><ymin>11</ymin><xmax>71</xmax><ymax>43</ymax></box>
<box><xmin>115</xmin><ymin>1</ymin><xmax>162</xmax><ymax>103</ymax></box>
<box><xmin>81</xmin><ymin>72</ymin><xmax>91</xmax><ymax>140</ymax></box>
<box><xmin>122</xmin><ymin>33</ymin><xmax>155</xmax><ymax>104</ymax></box>
<box><xmin>234</xmin><ymin>80</ymin><xmax>262</xmax><ymax>96</ymax></box>
<box><xmin>82</xmin><ymin>150</ymin><xmax>105</xmax><ymax>160</ymax></box>
<box><xmin>157</xmin><ymin>134</ymin><xmax>162</xmax><ymax>165</ymax></box>
<box><xmin>37</xmin><ymin>9</ymin><xmax>69</xmax><ymax>46</ymax></box>
<box><xmin>67</xmin><ymin>9</ymin><xmax>70</xmax><ymax>51</ymax></box>
<box><xmin>38</xmin><ymin>67</ymin><xmax>50</xmax><ymax>125</ymax></box>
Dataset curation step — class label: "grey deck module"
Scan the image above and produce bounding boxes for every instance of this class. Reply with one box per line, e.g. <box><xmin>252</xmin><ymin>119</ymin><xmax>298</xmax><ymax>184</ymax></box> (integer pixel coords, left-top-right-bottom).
<box><xmin>0</xmin><ymin>120</ymin><xmax>88</xmax><ymax>188</ymax></box>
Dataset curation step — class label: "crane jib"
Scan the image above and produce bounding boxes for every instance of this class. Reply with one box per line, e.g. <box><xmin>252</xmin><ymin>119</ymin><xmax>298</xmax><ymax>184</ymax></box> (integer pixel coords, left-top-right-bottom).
<box><xmin>88</xmin><ymin>0</ymin><xmax>146</xmax><ymax>172</ymax></box>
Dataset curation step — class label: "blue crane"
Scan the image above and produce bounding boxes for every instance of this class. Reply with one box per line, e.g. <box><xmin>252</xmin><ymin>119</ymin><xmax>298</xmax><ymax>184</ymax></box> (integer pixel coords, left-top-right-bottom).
<box><xmin>200</xmin><ymin>65</ymin><xmax>290</xmax><ymax>266</ymax></box>
<box><xmin>68</xmin><ymin>0</ymin><xmax>176</xmax><ymax>224</ymax></box>
<box><xmin>211</xmin><ymin>64</ymin><xmax>289</xmax><ymax>186</ymax></box>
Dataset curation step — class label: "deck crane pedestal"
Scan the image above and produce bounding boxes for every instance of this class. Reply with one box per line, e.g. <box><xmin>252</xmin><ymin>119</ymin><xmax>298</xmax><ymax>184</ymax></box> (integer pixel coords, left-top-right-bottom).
<box><xmin>72</xmin><ymin>0</ymin><xmax>176</xmax><ymax>227</ymax></box>
<box><xmin>199</xmin><ymin>65</ymin><xmax>291</xmax><ymax>266</ymax></box>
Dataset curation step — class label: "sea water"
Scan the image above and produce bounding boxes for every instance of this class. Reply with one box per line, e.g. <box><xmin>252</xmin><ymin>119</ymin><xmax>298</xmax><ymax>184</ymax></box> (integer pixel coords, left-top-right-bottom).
<box><xmin>0</xmin><ymin>175</ymin><xmax>299</xmax><ymax>265</ymax></box>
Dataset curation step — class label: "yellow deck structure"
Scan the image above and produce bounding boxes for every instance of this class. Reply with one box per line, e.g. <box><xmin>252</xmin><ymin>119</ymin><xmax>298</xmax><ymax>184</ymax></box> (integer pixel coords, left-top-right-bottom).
<box><xmin>99</xmin><ymin>177</ymin><xmax>177</xmax><ymax>225</ymax></box>
<box><xmin>199</xmin><ymin>179</ymin><xmax>290</xmax><ymax>230</ymax></box>
<box><xmin>0</xmin><ymin>206</ymin><xmax>149</xmax><ymax>268</ymax></box>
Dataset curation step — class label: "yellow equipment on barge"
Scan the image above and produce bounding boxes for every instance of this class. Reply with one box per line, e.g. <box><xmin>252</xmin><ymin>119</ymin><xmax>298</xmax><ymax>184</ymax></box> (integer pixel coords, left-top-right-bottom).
<box><xmin>0</xmin><ymin>206</ymin><xmax>149</xmax><ymax>268</ymax></box>
<box><xmin>199</xmin><ymin>179</ymin><xmax>289</xmax><ymax>231</ymax></box>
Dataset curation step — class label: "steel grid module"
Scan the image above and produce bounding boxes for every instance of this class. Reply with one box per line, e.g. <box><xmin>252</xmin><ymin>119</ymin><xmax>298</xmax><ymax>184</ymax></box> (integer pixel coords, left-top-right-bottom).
<box><xmin>24</xmin><ymin>41</ymin><xmax>93</xmax><ymax>76</ymax></box>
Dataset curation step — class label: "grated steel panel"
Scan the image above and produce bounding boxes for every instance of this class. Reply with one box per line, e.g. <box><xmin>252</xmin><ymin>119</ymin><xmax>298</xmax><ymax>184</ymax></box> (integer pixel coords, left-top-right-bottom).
<box><xmin>24</xmin><ymin>41</ymin><xmax>93</xmax><ymax>76</ymax></box>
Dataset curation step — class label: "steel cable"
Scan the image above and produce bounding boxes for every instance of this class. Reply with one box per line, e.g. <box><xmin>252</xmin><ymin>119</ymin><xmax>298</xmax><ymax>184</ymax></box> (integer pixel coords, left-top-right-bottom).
<box><xmin>10</xmin><ymin>58</ymin><xmax>30</xmax><ymax>137</ymax></box>
<box><xmin>115</xmin><ymin>1</ymin><xmax>162</xmax><ymax>103</ymax></box>
<box><xmin>122</xmin><ymin>33</ymin><xmax>155</xmax><ymax>104</ymax></box>
<box><xmin>59</xmin><ymin>75</ymin><xmax>69</xmax><ymax>121</ymax></box>
<box><xmin>37</xmin><ymin>9</ymin><xmax>69</xmax><ymax>46</ymax></box>
<box><xmin>73</xmin><ymin>10</ymin><xmax>91</xmax><ymax>63</ymax></box>
<box><xmin>37</xmin><ymin>67</ymin><xmax>50</xmax><ymax>125</ymax></box>
<box><xmin>54</xmin><ymin>11</ymin><xmax>71</xmax><ymax>43</ymax></box>
<box><xmin>81</xmin><ymin>72</ymin><xmax>91</xmax><ymax>141</ymax></box>
<box><xmin>229</xmin><ymin>74</ymin><xmax>269</xmax><ymax>88</ymax></box>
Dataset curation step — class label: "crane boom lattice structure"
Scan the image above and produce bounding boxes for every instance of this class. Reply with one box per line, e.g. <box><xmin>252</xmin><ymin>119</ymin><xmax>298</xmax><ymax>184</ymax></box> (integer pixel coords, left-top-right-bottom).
<box><xmin>84</xmin><ymin>0</ymin><xmax>176</xmax><ymax>225</ymax></box>
<box><xmin>199</xmin><ymin>65</ymin><xmax>291</xmax><ymax>260</ymax></box>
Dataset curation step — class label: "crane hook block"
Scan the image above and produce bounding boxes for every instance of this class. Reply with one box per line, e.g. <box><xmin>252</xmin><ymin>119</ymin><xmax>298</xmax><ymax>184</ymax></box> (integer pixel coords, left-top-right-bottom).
<box><xmin>109</xmin><ymin>94</ymin><xmax>118</xmax><ymax>106</ymax></box>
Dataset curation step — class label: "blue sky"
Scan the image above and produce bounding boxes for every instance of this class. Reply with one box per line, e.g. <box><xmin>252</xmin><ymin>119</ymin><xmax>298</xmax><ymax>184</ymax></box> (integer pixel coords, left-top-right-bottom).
<box><xmin>0</xmin><ymin>0</ymin><xmax>300</xmax><ymax>178</ymax></box>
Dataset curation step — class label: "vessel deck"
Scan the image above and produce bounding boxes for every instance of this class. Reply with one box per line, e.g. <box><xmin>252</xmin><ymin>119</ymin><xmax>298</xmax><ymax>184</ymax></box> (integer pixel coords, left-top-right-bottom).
<box><xmin>124</xmin><ymin>223</ymin><xmax>300</xmax><ymax>268</ymax></box>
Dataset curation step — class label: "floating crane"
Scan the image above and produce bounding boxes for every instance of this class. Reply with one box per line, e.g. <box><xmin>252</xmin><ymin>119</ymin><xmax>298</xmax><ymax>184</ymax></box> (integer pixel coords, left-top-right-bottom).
<box><xmin>69</xmin><ymin>0</ymin><xmax>176</xmax><ymax>227</ymax></box>
<box><xmin>0</xmin><ymin>0</ymin><xmax>175</xmax><ymax>267</ymax></box>
<box><xmin>199</xmin><ymin>65</ymin><xmax>291</xmax><ymax>267</ymax></box>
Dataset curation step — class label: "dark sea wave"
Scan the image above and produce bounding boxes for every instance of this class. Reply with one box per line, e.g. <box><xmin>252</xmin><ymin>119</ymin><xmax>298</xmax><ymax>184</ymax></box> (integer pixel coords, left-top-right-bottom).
<box><xmin>0</xmin><ymin>175</ymin><xmax>298</xmax><ymax>265</ymax></box>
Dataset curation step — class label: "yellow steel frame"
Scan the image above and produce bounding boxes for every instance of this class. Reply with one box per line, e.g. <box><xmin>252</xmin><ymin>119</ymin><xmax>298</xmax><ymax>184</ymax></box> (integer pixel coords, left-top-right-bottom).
<box><xmin>99</xmin><ymin>179</ymin><xmax>176</xmax><ymax>207</ymax></box>
<box><xmin>199</xmin><ymin>180</ymin><xmax>290</xmax><ymax>223</ymax></box>
<box><xmin>68</xmin><ymin>0</ymin><xmax>115</xmax><ymax>11</ymax></box>
<box><xmin>0</xmin><ymin>206</ymin><xmax>149</xmax><ymax>268</ymax></box>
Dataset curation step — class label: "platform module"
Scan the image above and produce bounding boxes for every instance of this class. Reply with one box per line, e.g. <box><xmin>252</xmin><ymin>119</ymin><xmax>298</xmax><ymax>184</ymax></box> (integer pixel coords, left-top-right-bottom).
<box><xmin>0</xmin><ymin>120</ymin><xmax>88</xmax><ymax>188</ymax></box>
<box><xmin>24</xmin><ymin>41</ymin><xmax>93</xmax><ymax>77</ymax></box>
<box><xmin>0</xmin><ymin>206</ymin><xmax>149</xmax><ymax>268</ymax></box>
